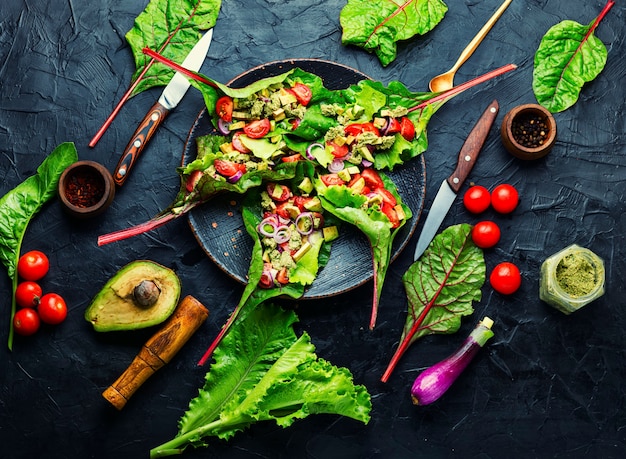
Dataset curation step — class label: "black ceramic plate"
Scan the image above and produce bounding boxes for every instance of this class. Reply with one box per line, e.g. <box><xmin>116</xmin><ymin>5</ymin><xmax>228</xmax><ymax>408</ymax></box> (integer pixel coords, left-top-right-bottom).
<box><xmin>182</xmin><ymin>59</ymin><xmax>426</xmax><ymax>299</ymax></box>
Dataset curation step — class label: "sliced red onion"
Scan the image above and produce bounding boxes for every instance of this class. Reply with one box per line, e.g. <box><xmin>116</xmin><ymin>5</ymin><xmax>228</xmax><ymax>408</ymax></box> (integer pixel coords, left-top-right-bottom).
<box><xmin>361</xmin><ymin>159</ymin><xmax>373</xmax><ymax>168</ymax></box>
<box><xmin>274</xmin><ymin>225</ymin><xmax>291</xmax><ymax>244</ymax></box>
<box><xmin>380</xmin><ymin>117</ymin><xmax>391</xmax><ymax>136</ymax></box>
<box><xmin>227</xmin><ymin>170</ymin><xmax>243</xmax><ymax>183</ymax></box>
<box><xmin>257</xmin><ymin>217</ymin><xmax>278</xmax><ymax>237</ymax></box>
<box><xmin>217</xmin><ymin>118</ymin><xmax>231</xmax><ymax>135</ymax></box>
<box><xmin>295</xmin><ymin>212</ymin><xmax>314</xmax><ymax>235</ymax></box>
<box><xmin>306</xmin><ymin>142</ymin><xmax>324</xmax><ymax>160</ymax></box>
<box><xmin>259</xmin><ymin>264</ymin><xmax>277</xmax><ymax>289</ymax></box>
<box><xmin>328</xmin><ymin>158</ymin><xmax>344</xmax><ymax>173</ymax></box>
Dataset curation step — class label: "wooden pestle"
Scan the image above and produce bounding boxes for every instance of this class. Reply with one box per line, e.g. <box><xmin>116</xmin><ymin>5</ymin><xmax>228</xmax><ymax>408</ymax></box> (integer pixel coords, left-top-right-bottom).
<box><xmin>102</xmin><ymin>295</ymin><xmax>209</xmax><ymax>410</ymax></box>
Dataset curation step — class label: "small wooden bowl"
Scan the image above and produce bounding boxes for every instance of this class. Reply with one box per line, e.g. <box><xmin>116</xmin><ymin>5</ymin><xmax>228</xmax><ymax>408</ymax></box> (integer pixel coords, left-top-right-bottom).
<box><xmin>58</xmin><ymin>160</ymin><xmax>115</xmax><ymax>218</ymax></box>
<box><xmin>501</xmin><ymin>104</ymin><xmax>556</xmax><ymax>160</ymax></box>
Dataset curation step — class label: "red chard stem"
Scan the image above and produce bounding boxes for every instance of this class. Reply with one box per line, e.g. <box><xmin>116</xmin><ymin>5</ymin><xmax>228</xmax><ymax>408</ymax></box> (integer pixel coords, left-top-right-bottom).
<box><xmin>142</xmin><ymin>48</ymin><xmax>217</xmax><ymax>87</ymax></box>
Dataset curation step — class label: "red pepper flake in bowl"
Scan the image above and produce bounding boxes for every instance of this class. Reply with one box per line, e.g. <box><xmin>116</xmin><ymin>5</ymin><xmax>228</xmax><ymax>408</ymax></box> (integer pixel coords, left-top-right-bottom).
<box><xmin>58</xmin><ymin>160</ymin><xmax>115</xmax><ymax>218</ymax></box>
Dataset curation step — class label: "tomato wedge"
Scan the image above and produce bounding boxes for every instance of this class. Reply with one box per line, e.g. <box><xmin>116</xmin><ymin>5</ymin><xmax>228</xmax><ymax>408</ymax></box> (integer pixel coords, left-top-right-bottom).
<box><xmin>344</xmin><ymin>122</ymin><xmax>380</xmax><ymax>137</ymax></box>
<box><xmin>215</xmin><ymin>96</ymin><xmax>233</xmax><ymax>122</ymax></box>
<box><xmin>385</xmin><ymin>117</ymin><xmax>401</xmax><ymax>134</ymax></box>
<box><xmin>289</xmin><ymin>83</ymin><xmax>312</xmax><ymax>106</ymax></box>
<box><xmin>327</xmin><ymin>141</ymin><xmax>349</xmax><ymax>158</ymax></box>
<box><xmin>214</xmin><ymin>159</ymin><xmax>246</xmax><ymax>178</ymax></box>
<box><xmin>243</xmin><ymin>118</ymin><xmax>271</xmax><ymax>138</ymax></box>
<box><xmin>400</xmin><ymin>117</ymin><xmax>416</xmax><ymax>141</ymax></box>
<box><xmin>381</xmin><ymin>203</ymin><xmax>400</xmax><ymax>228</ymax></box>
<box><xmin>231</xmin><ymin>132</ymin><xmax>251</xmax><ymax>153</ymax></box>
<box><xmin>320</xmin><ymin>173</ymin><xmax>346</xmax><ymax>186</ymax></box>
<box><xmin>375</xmin><ymin>187</ymin><xmax>397</xmax><ymax>207</ymax></box>
<box><xmin>361</xmin><ymin>168</ymin><xmax>384</xmax><ymax>190</ymax></box>
<box><xmin>266</xmin><ymin>183</ymin><xmax>292</xmax><ymax>202</ymax></box>
<box><xmin>281</xmin><ymin>153</ymin><xmax>304</xmax><ymax>162</ymax></box>
<box><xmin>186</xmin><ymin>170</ymin><xmax>203</xmax><ymax>192</ymax></box>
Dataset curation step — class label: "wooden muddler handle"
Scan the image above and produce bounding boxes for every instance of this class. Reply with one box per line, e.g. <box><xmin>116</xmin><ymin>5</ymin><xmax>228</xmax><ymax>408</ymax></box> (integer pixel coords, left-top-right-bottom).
<box><xmin>102</xmin><ymin>295</ymin><xmax>209</xmax><ymax>410</ymax></box>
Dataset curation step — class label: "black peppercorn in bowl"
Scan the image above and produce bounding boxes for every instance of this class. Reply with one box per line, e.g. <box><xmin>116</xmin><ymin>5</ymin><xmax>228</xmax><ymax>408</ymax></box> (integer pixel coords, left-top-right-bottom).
<box><xmin>58</xmin><ymin>160</ymin><xmax>115</xmax><ymax>218</ymax></box>
<box><xmin>501</xmin><ymin>103</ymin><xmax>556</xmax><ymax>160</ymax></box>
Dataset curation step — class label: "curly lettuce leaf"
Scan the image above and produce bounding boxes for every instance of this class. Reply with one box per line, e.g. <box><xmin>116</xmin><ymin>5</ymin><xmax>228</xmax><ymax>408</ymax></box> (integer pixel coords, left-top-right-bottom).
<box><xmin>151</xmin><ymin>304</ymin><xmax>371</xmax><ymax>457</ymax></box>
<box><xmin>126</xmin><ymin>0</ymin><xmax>221</xmax><ymax>97</ymax></box>
<box><xmin>381</xmin><ymin>223</ymin><xmax>485</xmax><ymax>382</ymax></box>
<box><xmin>0</xmin><ymin>142</ymin><xmax>78</xmax><ymax>349</ymax></box>
<box><xmin>532</xmin><ymin>2</ymin><xmax>614</xmax><ymax>113</ymax></box>
<box><xmin>340</xmin><ymin>0</ymin><xmax>448</xmax><ymax>66</ymax></box>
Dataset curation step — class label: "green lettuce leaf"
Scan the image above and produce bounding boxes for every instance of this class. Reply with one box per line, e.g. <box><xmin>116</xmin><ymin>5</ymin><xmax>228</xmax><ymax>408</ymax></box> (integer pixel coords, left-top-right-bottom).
<box><xmin>532</xmin><ymin>3</ymin><xmax>614</xmax><ymax>113</ymax></box>
<box><xmin>381</xmin><ymin>223</ymin><xmax>485</xmax><ymax>382</ymax></box>
<box><xmin>0</xmin><ymin>142</ymin><xmax>78</xmax><ymax>349</ymax></box>
<box><xmin>340</xmin><ymin>0</ymin><xmax>448</xmax><ymax>66</ymax></box>
<box><xmin>126</xmin><ymin>0</ymin><xmax>221</xmax><ymax>97</ymax></box>
<box><xmin>150</xmin><ymin>304</ymin><xmax>371</xmax><ymax>457</ymax></box>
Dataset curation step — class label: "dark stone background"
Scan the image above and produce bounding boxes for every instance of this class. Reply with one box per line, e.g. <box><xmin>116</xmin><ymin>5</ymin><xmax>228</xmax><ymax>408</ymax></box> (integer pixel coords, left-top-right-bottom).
<box><xmin>1</xmin><ymin>1</ymin><xmax>624</xmax><ymax>458</ymax></box>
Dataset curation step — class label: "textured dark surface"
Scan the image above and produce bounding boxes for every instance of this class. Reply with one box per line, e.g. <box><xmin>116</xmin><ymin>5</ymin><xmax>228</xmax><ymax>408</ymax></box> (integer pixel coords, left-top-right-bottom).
<box><xmin>1</xmin><ymin>1</ymin><xmax>625</xmax><ymax>458</ymax></box>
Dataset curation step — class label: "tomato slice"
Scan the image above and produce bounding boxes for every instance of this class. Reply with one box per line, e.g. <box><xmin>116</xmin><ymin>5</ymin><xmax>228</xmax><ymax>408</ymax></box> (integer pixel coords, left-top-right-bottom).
<box><xmin>360</xmin><ymin>168</ymin><xmax>384</xmax><ymax>190</ymax></box>
<box><xmin>344</xmin><ymin>122</ymin><xmax>380</xmax><ymax>137</ymax></box>
<box><xmin>320</xmin><ymin>173</ymin><xmax>346</xmax><ymax>186</ymax></box>
<box><xmin>381</xmin><ymin>203</ymin><xmax>400</xmax><ymax>228</ymax></box>
<box><xmin>290</xmin><ymin>83</ymin><xmax>312</xmax><ymax>106</ymax></box>
<box><xmin>276</xmin><ymin>267</ymin><xmax>290</xmax><ymax>285</ymax></box>
<box><xmin>215</xmin><ymin>96</ymin><xmax>234</xmax><ymax>122</ymax></box>
<box><xmin>281</xmin><ymin>153</ymin><xmax>304</xmax><ymax>162</ymax></box>
<box><xmin>243</xmin><ymin>118</ymin><xmax>271</xmax><ymax>138</ymax></box>
<box><xmin>231</xmin><ymin>132</ymin><xmax>251</xmax><ymax>153</ymax></box>
<box><xmin>400</xmin><ymin>117</ymin><xmax>416</xmax><ymax>141</ymax></box>
<box><xmin>385</xmin><ymin>117</ymin><xmax>401</xmax><ymax>134</ymax></box>
<box><xmin>185</xmin><ymin>170</ymin><xmax>203</xmax><ymax>192</ymax></box>
<box><xmin>327</xmin><ymin>141</ymin><xmax>349</xmax><ymax>158</ymax></box>
<box><xmin>375</xmin><ymin>187</ymin><xmax>397</xmax><ymax>207</ymax></box>
<box><xmin>214</xmin><ymin>159</ymin><xmax>246</xmax><ymax>178</ymax></box>
<box><xmin>266</xmin><ymin>183</ymin><xmax>292</xmax><ymax>202</ymax></box>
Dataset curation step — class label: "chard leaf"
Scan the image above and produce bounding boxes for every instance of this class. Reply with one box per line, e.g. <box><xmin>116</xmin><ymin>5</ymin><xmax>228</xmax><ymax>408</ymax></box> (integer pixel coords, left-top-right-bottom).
<box><xmin>152</xmin><ymin>304</ymin><xmax>371</xmax><ymax>457</ymax></box>
<box><xmin>381</xmin><ymin>223</ymin><xmax>485</xmax><ymax>382</ymax></box>
<box><xmin>126</xmin><ymin>0</ymin><xmax>221</xmax><ymax>97</ymax></box>
<box><xmin>340</xmin><ymin>0</ymin><xmax>448</xmax><ymax>66</ymax></box>
<box><xmin>0</xmin><ymin>142</ymin><xmax>78</xmax><ymax>349</ymax></box>
<box><xmin>532</xmin><ymin>2</ymin><xmax>614</xmax><ymax>113</ymax></box>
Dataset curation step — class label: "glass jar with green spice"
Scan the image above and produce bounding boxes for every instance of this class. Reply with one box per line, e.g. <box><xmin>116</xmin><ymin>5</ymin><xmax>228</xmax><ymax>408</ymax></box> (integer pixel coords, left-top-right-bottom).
<box><xmin>540</xmin><ymin>244</ymin><xmax>605</xmax><ymax>314</ymax></box>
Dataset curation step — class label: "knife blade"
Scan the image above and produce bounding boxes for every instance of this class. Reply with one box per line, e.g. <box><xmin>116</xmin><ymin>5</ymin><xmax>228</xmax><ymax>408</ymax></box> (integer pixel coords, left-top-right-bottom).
<box><xmin>413</xmin><ymin>99</ymin><xmax>499</xmax><ymax>261</ymax></box>
<box><xmin>113</xmin><ymin>29</ymin><xmax>214</xmax><ymax>186</ymax></box>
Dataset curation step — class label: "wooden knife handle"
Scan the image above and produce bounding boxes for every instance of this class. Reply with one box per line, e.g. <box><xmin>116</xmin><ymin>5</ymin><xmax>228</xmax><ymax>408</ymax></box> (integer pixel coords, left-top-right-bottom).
<box><xmin>446</xmin><ymin>99</ymin><xmax>499</xmax><ymax>193</ymax></box>
<box><xmin>113</xmin><ymin>101</ymin><xmax>169</xmax><ymax>186</ymax></box>
<box><xmin>102</xmin><ymin>295</ymin><xmax>209</xmax><ymax>410</ymax></box>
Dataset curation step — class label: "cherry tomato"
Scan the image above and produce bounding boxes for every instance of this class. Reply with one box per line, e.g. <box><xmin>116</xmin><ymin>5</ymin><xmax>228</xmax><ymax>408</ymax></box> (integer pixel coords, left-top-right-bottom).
<box><xmin>289</xmin><ymin>83</ymin><xmax>312</xmax><ymax>106</ymax></box>
<box><xmin>360</xmin><ymin>168</ymin><xmax>384</xmax><ymax>190</ymax></box>
<box><xmin>463</xmin><ymin>185</ymin><xmax>491</xmax><ymax>214</ymax></box>
<box><xmin>374</xmin><ymin>188</ymin><xmax>397</xmax><ymax>207</ymax></box>
<box><xmin>471</xmin><ymin>221</ymin><xmax>501</xmax><ymax>249</ymax></box>
<box><xmin>185</xmin><ymin>170</ymin><xmax>203</xmax><ymax>193</ymax></box>
<box><xmin>344</xmin><ymin>122</ymin><xmax>380</xmax><ymax>137</ymax></box>
<box><xmin>231</xmin><ymin>132</ymin><xmax>251</xmax><ymax>153</ymax></box>
<box><xmin>490</xmin><ymin>262</ymin><xmax>522</xmax><ymax>295</ymax></box>
<box><xmin>384</xmin><ymin>117</ymin><xmax>401</xmax><ymax>134</ymax></box>
<box><xmin>18</xmin><ymin>250</ymin><xmax>49</xmax><ymax>281</ymax></box>
<box><xmin>320</xmin><ymin>173</ymin><xmax>346</xmax><ymax>187</ymax></box>
<box><xmin>491</xmin><ymin>184</ymin><xmax>519</xmax><ymax>214</ymax></box>
<box><xmin>281</xmin><ymin>153</ymin><xmax>304</xmax><ymax>162</ymax></box>
<box><xmin>215</xmin><ymin>96</ymin><xmax>234</xmax><ymax>122</ymax></box>
<box><xmin>214</xmin><ymin>159</ymin><xmax>246</xmax><ymax>178</ymax></box>
<box><xmin>381</xmin><ymin>203</ymin><xmax>401</xmax><ymax>228</ymax></box>
<box><xmin>327</xmin><ymin>141</ymin><xmax>349</xmax><ymax>158</ymax></box>
<box><xmin>275</xmin><ymin>267</ymin><xmax>289</xmax><ymax>285</ymax></box>
<box><xmin>400</xmin><ymin>117</ymin><xmax>416</xmax><ymax>141</ymax></box>
<box><xmin>266</xmin><ymin>183</ymin><xmax>292</xmax><ymax>202</ymax></box>
<box><xmin>15</xmin><ymin>281</ymin><xmax>42</xmax><ymax>308</ymax></box>
<box><xmin>38</xmin><ymin>293</ymin><xmax>68</xmax><ymax>325</ymax></box>
<box><xmin>13</xmin><ymin>308</ymin><xmax>40</xmax><ymax>336</ymax></box>
<box><xmin>243</xmin><ymin>118</ymin><xmax>271</xmax><ymax>139</ymax></box>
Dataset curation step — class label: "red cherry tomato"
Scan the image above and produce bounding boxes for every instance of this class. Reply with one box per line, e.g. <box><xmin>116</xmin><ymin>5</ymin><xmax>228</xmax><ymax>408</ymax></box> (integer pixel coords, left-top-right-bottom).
<box><xmin>463</xmin><ymin>185</ymin><xmax>491</xmax><ymax>214</ymax></box>
<box><xmin>374</xmin><ymin>187</ymin><xmax>397</xmax><ymax>207</ymax></box>
<box><xmin>344</xmin><ymin>122</ymin><xmax>380</xmax><ymax>137</ymax></box>
<box><xmin>215</xmin><ymin>96</ymin><xmax>234</xmax><ymax>122</ymax></box>
<box><xmin>490</xmin><ymin>262</ymin><xmax>522</xmax><ymax>295</ymax></box>
<box><xmin>243</xmin><ymin>118</ymin><xmax>271</xmax><ymax>139</ymax></box>
<box><xmin>231</xmin><ymin>132</ymin><xmax>251</xmax><ymax>153</ymax></box>
<box><xmin>214</xmin><ymin>159</ymin><xmax>246</xmax><ymax>178</ymax></box>
<box><xmin>400</xmin><ymin>117</ymin><xmax>416</xmax><ymax>141</ymax></box>
<box><xmin>381</xmin><ymin>203</ymin><xmax>401</xmax><ymax>228</ymax></box>
<box><xmin>320</xmin><ymin>173</ymin><xmax>346</xmax><ymax>186</ymax></box>
<box><xmin>15</xmin><ymin>281</ymin><xmax>43</xmax><ymax>308</ymax></box>
<box><xmin>360</xmin><ymin>168</ymin><xmax>384</xmax><ymax>190</ymax></box>
<box><xmin>266</xmin><ymin>183</ymin><xmax>292</xmax><ymax>202</ymax></box>
<box><xmin>185</xmin><ymin>170</ymin><xmax>203</xmax><ymax>193</ymax></box>
<box><xmin>17</xmin><ymin>250</ymin><xmax>49</xmax><ymax>281</ymax></box>
<box><xmin>384</xmin><ymin>117</ymin><xmax>401</xmax><ymax>134</ymax></box>
<box><xmin>327</xmin><ymin>141</ymin><xmax>349</xmax><ymax>158</ymax></box>
<box><xmin>471</xmin><ymin>221</ymin><xmax>501</xmax><ymax>249</ymax></box>
<box><xmin>491</xmin><ymin>184</ymin><xmax>519</xmax><ymax>214</ymax></box>
<box><xmin>13</xmin><ymin>308</ymin><xmax>40</xmax><ymax>336</ymax></box>
<box><xmin>38</xmin><ymin>293</ymin><xmax>68</xmax><ymax>325</ymax></box>
<box><xmin>289</xmin><ymin>83</ymin><xmax>312</xmax><ymax>106</ymax></box>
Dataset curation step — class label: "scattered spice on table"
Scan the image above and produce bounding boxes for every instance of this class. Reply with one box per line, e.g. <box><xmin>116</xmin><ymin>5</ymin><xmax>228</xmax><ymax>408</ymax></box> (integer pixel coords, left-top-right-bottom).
<box><xmin>65</xmin><ymin>171</ymin><xmax>105</xmax><ymax>208</ymax></box>
<box><xmin>511</xmin><ymin>113</ymin><xmax>550</xmax><ymax>148</ymax></box>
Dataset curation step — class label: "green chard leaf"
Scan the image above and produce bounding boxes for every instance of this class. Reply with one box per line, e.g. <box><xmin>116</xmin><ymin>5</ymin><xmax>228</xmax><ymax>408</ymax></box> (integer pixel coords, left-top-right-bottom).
<box><xmin>381</xmin><ymin>223</ymin><xmax>485</xmax><ymax>382</ymax></box>
<box><xmin>126</xmin><ymin>0</ymin><xmax>221</xmax><ymax>97</ymax></box>
<box><xmin>150</xmin><ymin>304</ymin><xmax>371</xmax><ymax>458</ymax></box>
<box><xmin>340</xmin><ymin>0</ymin><xmax>448</xmax><ymax>66</ymax></box>
<box><xmin>0</xmin><ymin>142</ymin><xmax>78</xmax><ymax>349</ymax></box>
<box><xmin>532</xmin><ymin>1</ymin><xmax>615</xmax><ymax>113</ymax></box>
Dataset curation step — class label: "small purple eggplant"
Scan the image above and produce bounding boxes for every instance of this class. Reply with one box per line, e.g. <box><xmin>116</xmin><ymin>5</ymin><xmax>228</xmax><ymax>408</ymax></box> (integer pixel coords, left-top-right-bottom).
<box><xmin>411</xmin><ymin>317</ymin><xmax>494</xmax><ymax>405</ymax></box>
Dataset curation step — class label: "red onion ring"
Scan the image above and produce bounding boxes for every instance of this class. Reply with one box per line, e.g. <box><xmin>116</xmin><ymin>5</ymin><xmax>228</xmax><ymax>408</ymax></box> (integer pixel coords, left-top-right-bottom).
<box><xmin>227</xmin><ymin>170</ymin><xmax>243</xmax><ymax>183</ymax></box>
<box><xmin>295</xmin><ymin>212</ymin><xmax>314</xmax><ymax>235</ymax></box>
<box><xmin>306</xmin><ymin>142</ymin><xmax>324</xmax><ymax>160</ymax></box>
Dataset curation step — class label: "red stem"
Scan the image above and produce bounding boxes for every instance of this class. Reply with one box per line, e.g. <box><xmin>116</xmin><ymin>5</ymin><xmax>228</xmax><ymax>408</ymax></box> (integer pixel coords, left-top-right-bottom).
<box><xmin>590</xmin><ymin>1</ymin><xmax>615</xmax><ymax>35</ymax></box>
<box><xmin>97</xmin><ymin>211</ymin><xmax>183</xmax><ymax>246</ymax></box>
<box><xmin>197</xmin><ymin>305</ymin><xmax>240</xmax><ymax>366</ymax></box>
<box><xmin>142</xmin><ymin>48</ymin><xmax>217</xmax><ymax>87</ymax></box>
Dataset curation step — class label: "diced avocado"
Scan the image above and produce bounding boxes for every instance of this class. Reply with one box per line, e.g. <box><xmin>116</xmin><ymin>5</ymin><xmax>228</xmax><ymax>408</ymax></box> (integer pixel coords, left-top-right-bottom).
<box><xmin>229</xmin><ymin>121</ymin><xmax>246</xmax><ymax>130</ymax></box>
<box><xmin>283</xmin><ymin>204</ymin><xmax>300</xmax><ymax>220</ymax></box>
<box><xmin>84</xmin><ymin>260</ymin><xmax>181</xmax><ymax>332</ymax></box>
<box><xmin>298</xmin><ymin>177</ymin><xmax>314</xmax><ymax>194</ymax></box>
<box><xmin>337</xmin><ymin>169</ymin><xmax>352</xmax><ymax>182</ymax></box>
<box><xmin>394</xmin><ymin>204</ymin><xmax>406</xmax><ymax>221</ymax></box>
<box><xmin>279</xmin><ymin>90</ymin><xmax>297</xmax><ymax>106</ymax></box>
<box><xmin>232</xmin><ymin>111</ymin><xmax>252</xmax><ymax>120</ymax></box>
<box><xmin>359</xmin><ymin>146</ymin><xmax>375</xmax><ymax>163</ymax></box>
<box><xmin>303</xmin><ymin>196</ymin><xmax>323</xmax><ymax>212</ymax></box>
<box><xmin>349</xmin><ymin>177</ymin><xmax>366</xmax><ymax>194</ymax></box>
<box><xmin>345</xmin><ymin>165</ymin><xmax>361</xmax><ymax>175</ymax></box>
<box><xmin>323</xmin><ymin>225</ymin><xmax>339</xmax><ymax>242</ymax></box>
<box><xmin>373</xmin><ymin>117</ymin><xmax>387</xmax><ymax>129</ymax></box>
<box><xmin>220</xmin><ymin>142</ymin><xmax>236</xmax><ymax>154</ymax></box>
<box><xmin>271</xmin><ymin>184</ymin><xmax>285</xmax><ymax>200</ymax></box>
<box><xmin>292</xmin><ymin>242</ymin><xmax>312</xmax><ymax>262</ymax></box>
<box><xmin>273</xmin><ymin>108</ymin><xmax>286</xmax><ymax>121</ymax></box>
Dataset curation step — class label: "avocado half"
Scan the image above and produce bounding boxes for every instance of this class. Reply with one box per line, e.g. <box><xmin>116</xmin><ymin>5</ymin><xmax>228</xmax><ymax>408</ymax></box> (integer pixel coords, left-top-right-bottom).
<box><xmin>85</xmin><ymin>260</ymin><xmax>182</xmax><ymax>332</ymax></box>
